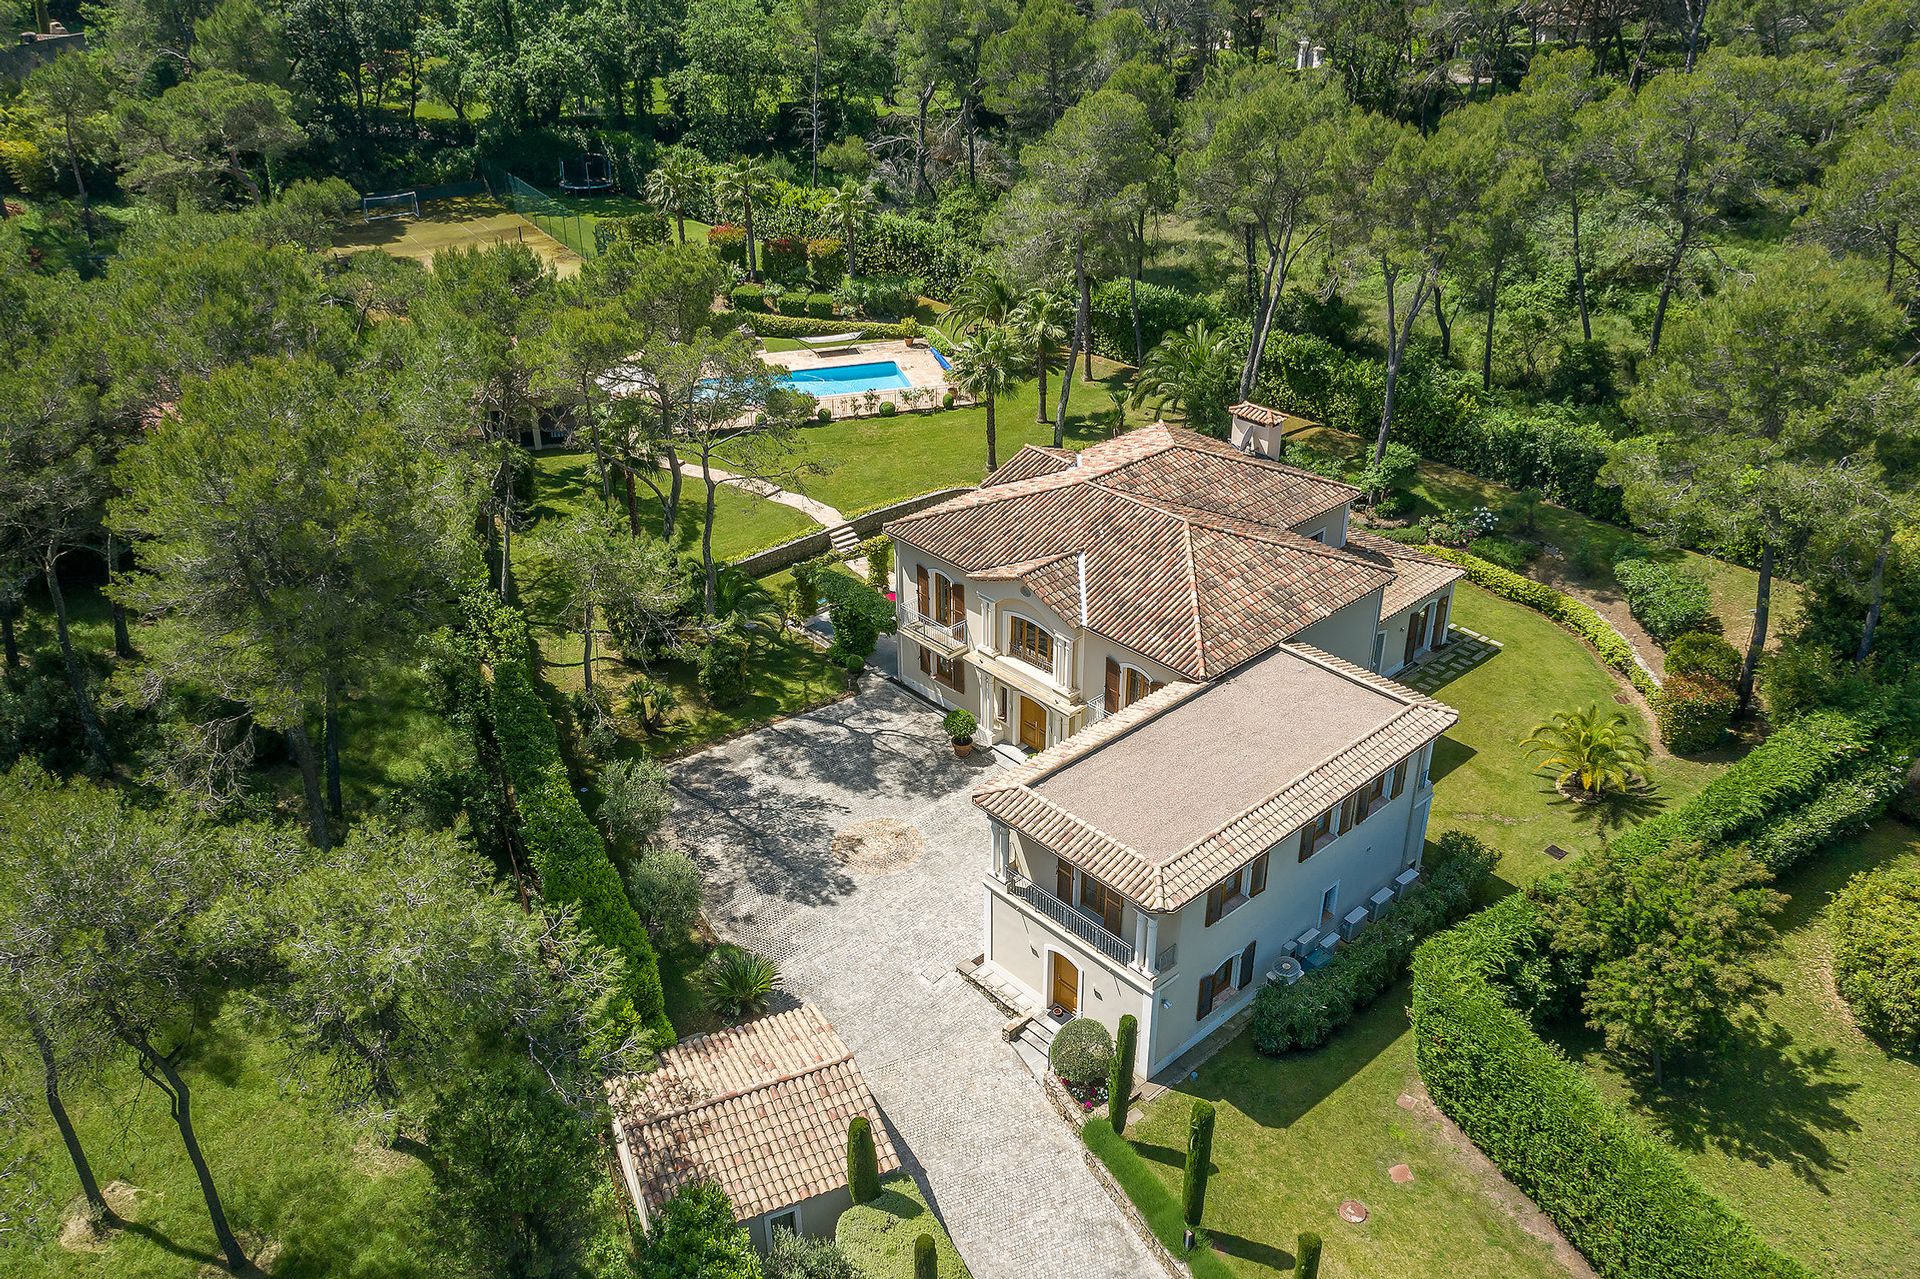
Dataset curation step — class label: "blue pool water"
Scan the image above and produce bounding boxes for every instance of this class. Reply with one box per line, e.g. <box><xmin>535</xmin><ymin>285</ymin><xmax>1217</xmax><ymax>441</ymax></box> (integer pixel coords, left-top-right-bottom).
<box><xmin>779</xmin><ymin>360</ymin><xmax>912</xmax><ymax>396</ymax></box>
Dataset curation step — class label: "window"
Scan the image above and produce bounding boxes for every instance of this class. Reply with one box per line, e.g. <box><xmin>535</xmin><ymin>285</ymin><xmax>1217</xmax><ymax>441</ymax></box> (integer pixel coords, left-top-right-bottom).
<box><xmin>769</xmin><ymin>1209</ymin><xmax>799</xmax><ymax>1237</ymax></box>
<box><xmin>1308</xmin><ymin>527</ymin><xmax>1328</xmax><ymax>544</ymax></box>
<box><xmin>1104</xmin><ymin>658</ymin><xmax>1164</xmax><ymax>714</ymax></box>
<box><xmin>1372</xmin><ymin>630</ymin><xmax>1388</xmax><ymax>672</ymax></box>
<box><xmin>1079</xmin><ymin>875</ymin><xmax>1124</xmax><ymax>935</ymax></box>
<box><xmin>1362</xmin><ymin>772</ymin><xmax>1390</xmax><ymax>817</ymax></box>
<box><xmin>1297</xmin><ymin>808</ymin><xmax>1336</xmax><ymax>861</ymax></box>
<box><xmin>1391</xmin><ymin>758</ymin><xmax>1408</xmax><ymax>798</ymax></box>
<box><xmin>1009</xmin><ymin>616</ymin><xmax>1053</xmax><ymax>669</ymax></box>
<box><xmin>1056</xmin><ymin>859</ymin><xmax>1074</xmax><ymax>902</ymax></box>
<box><xmin>1320</xmin><ymin>883</ymin><xmax>1339</xmax><ymax>922</ymax></box>
<box><xmin>1204</xmin><ymin>867</ymin><xmax>1248</xmax><ymax>926</ymax></box>
<box><xmin>1249</xmin><ymin>851</ymin><xmax>1268</xmax><ymax>897</ymax></box>
<box><xmin>933</xmin><ymin>655</ymin><xmax>965</xmax><ymax>692</ymax></box>
<box><xmin>1197</xmin><ymin>956</ymin><xmax>1237</xmax><ymax>1020</ymax></box>
<box><xmin>997</xmin><ymin>687</ymin><xmax>1008</xmax><ymax>722</ymax></box>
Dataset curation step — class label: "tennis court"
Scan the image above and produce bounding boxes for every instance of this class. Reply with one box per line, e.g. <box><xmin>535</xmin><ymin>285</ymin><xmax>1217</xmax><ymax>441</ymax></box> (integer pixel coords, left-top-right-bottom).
<box><xmin>334</xmin><ymin>194</ymin><xmax>584</xmax><ymax>276</ymax></box>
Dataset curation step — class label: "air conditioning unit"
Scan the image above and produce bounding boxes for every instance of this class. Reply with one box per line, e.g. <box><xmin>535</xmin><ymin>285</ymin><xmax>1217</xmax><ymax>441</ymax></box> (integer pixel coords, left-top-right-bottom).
<box><xmin>1266</xmin><ymin>956</ymin><xmax>1305</xmax><ymax>986</ymax></box>
<box><xmin>1393</xmin><ymin>866</ymin><xmax>1421</xmax><ymax>897</ymax></box>
<box><xmin>1340</xmin><ymin>906</ymin><xmax>1371</xmax><ymax>941</ymax></box>
<box><xmin>1368</xmin><ymin>886</ymin><xmax>1397</xmax><ymax>921</ymax></box>
<box><xmin>1290</xmin><ymin>927</ymin><xmax>1321</xmax><ymax>958</ymax></box>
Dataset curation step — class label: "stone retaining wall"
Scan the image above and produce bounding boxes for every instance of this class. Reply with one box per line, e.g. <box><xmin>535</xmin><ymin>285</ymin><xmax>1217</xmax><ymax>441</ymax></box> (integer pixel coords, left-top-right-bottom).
<box><xmin>730</xmin><ymin>486</ymin><xmax>972</xmax><ymax>579</ymax></box>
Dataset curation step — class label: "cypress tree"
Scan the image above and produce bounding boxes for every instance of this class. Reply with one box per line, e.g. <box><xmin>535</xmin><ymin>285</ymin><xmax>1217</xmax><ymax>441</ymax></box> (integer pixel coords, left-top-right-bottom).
<box><xmin>1109</xmin><ymin>1014</ymin><xmax>1138</xmax><ymax>1136</ymax></box>
<box><xmin>847</xmin><ymin>1115</ymin><xmax>880</xmax><ymax>1204</ymax></box>
<box><xmin>1297</xmin><ymin>1230</ymin><xmax>1323</xmax><ymax>1279</ymax></box>
<box><xmin>913</xmin><ymin>1232</ymin><xmax>937</xmax><ymax>1279</ymax></box>
<box><xmin>1182</xmin><ymin>1100</ymin><xmax>1216</xmax><ymax>1231</ymax></box>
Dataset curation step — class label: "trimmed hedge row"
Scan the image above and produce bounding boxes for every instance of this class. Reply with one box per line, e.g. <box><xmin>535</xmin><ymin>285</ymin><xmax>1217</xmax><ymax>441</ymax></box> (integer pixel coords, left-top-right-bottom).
<box><xmin>1418</xmin><ymin>545</ymin><xmax>1659</xmax><ymax>695</ymax></box>
<box><xmin>488</xmin><ymin>658</ymin><xmax>674</xmax><ymax>1044</ymax></box>
<box><xmin>1410</xmin><ymin>896</ymin><xmax>1815</xmax><ymax>1279</ymax></box>
<box><xmin>1410</xmin><ymin>707</ymin><xmax>1905</xmax><ymax>1279</ymax></box>
<box><xmin>1251</xmin><ymin>832</ymin><xmax>1495</xmax><ymax>1054</ymax></box>
<box><xmin>730</xmin><ymin>310</ymin><xmax>922</xmax><ymax>341</ymax></box>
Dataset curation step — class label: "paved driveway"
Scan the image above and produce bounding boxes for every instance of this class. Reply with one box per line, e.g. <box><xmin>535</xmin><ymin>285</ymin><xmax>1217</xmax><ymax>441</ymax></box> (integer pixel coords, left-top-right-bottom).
<box><xmin>670</xmin><ymin>681</ymin><xmax>1176</xmax><ymax>1279</ymax></box>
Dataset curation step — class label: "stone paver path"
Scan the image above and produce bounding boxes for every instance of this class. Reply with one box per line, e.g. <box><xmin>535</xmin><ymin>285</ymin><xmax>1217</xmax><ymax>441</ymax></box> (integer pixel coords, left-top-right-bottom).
<box><xmin>1399</xmin><ymin>626</ymin><xmax>1502</xmax><ymax>694</ymax></box>
<box><xmin>669</xmin><ymin>683</ymin><xmax>1177</xmax><ymax>1279</ymax></box>
<box><xmin>661</xmin><ymin>458</ymin><xmax>845</xmax><ymax>527</ymax></box>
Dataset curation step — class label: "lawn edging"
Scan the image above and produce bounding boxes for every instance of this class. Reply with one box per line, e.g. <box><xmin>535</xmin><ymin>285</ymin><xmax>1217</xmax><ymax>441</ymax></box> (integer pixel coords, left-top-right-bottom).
<box><xmin>1080</xmin><ymin>1118</ymin><xmax>1236</xmax><ymax>1279</ymax></box>
<box><xmin>1418</xmin><ymin>544</ymin><xmax>1661</xmax><ymax>695</ymax></box>
<box><xmin>1408</xmin><ymin>708</ymin><xmax>1911</xmax><ymax>1279</ymax></box>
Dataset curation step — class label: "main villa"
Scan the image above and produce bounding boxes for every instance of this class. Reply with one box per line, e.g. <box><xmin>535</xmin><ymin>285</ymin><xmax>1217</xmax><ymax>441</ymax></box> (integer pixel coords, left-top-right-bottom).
<box><xmin>883</xmin><ymin>405</ymin><xmax>1465</xmax><ymax>1075</ymax></box>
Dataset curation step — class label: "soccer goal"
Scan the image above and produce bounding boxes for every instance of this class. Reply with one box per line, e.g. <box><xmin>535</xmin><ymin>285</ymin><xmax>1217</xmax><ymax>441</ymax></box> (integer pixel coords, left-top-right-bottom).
<box><xmin>362</xmin><ymin>190</ymin><xmax>421</xmax><ymax>222</ymax></box>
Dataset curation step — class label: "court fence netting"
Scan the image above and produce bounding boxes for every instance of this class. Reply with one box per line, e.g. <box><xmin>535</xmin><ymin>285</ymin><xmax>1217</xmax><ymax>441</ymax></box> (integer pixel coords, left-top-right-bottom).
<box><xmin>491</xmin><ymin>171</ymin><xmax>599</xmax><ymax>261</ymax></box>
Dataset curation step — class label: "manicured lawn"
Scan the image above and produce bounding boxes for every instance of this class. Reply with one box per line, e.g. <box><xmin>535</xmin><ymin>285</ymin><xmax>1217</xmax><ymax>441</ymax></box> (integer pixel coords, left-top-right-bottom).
<box><xmin>836</xmin><ymin>1173</ymin><xmax>972</xmax><ymax>1279</ymax></box>
<box><xmin>15</xmin><ymin>1011</ymin><xmax>446</xmax><ymax>1279</ymax></box>
<box><xmin>1432</xmin><ymin>585</ymin><xmax>1728</xmax><ymax>893</ymax></box>
<box><xmin>1122</xmin><ymin>988</ymin><xmax>1573</xmax><ymax>1279</ymax></box>
<box><xmin>719</xmin><ymin>362</ymin><xmax>1148</xmax><ymax>517</ymax></box>
<box><xmin>526</xmin><ymin>448</ymin><xmax>820</xmax><ymax>563</ymax></box>
<box><xmin>1549</xmin><ymin>820</ymin><xmax>1920</xmax><ymax>1279</ymax></box>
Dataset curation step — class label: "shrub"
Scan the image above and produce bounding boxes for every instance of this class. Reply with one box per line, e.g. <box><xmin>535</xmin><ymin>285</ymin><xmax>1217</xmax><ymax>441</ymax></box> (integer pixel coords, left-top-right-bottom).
<box><xmin>1420</xmin><ymin>545</ymin><xmax>1658</xmax><ymax>696</ymax></box>
<box><xmin>860</xmin><ymin>536</ymin><xmax>892</xmax><ymax>590</ymax></box>
<box><xmin>1468</xmin><ymin>534</ymin><xmax>1535</xmax><ymax>572</ymax></box>
<box><xmin>696</xmin><ymin>617</ymin><xmax>753</xmax><ymax>706</ymax></box>
<box><xmin>775</xmin><ymin>288</ymin><xmax>809</xmax><ymax>316</ymax></box>
<box><xmin>594</xmin><ymin>210</ymin><xmax>669</xmax><ymax>251</ymax></box>
<box><xmin>488</xmin><ymin>658</ymin><xmax>671</xmax><ymax>1042</ymax></box>
<box><xmin>1296</xmin><ymin>1232</ymin><xmax>1323</xmax><ymax>1279</ymax></box>
<box><xmin>818</xmin><ymin>571</ymin><xmax>896</xmax><ymax>670</ymax></box>
<box><xmin>1251</xmin><ymin>832</ymin><xmax>1495</xmax><ymax>1054</ymax></box>
<box><xmin>1048</xmin><ymin>1016</ymin><xmax>1114</xmax><ymax>1087</ymax></box>
<box><xmin>1109</xmin><ymin>1014</ymin><xmax>1138</xmax><ymax>1137</ymax></box>
<box><xmin>878</xmin><ymin>400</ymin><xmax>898</xmax><ymax>416</ymax></box>
<box><xmin>912</xmin><ymin>1233</ymin><xmax>935</xmax><ymax>1279</ymax></box>
<box><xmin>1652</xmin><ymin>675</ymin><xmax>1738</xmax><ymax>753</ymax></box>
<box><xmin>741</xmin><ymin>312</ymin><xmax>923</xmax><ymax>342</ymax></box>
<box><xmin>804</xmin><ymin>292</ymin><xmax>835</xmax><ymax>319</ymax></box>
<box><xmin>697</xmin><ymin>944</ymin><xmax>781</xmax><ymax>1017</ymax></box>
<box><xmin>942</xmin><ymin>708</ymin><xmax>976</xmax><ymax>741</ymax></box>
<box><xmin>638</xmin><ymin>1181</ymin><xmax>761</xmax><ymax>1278</ymax></box>
<box><xmin>808</xmin><ymin>236</ymin><xmax>847</xmax><ymax>285</ymax></box>
<box><xmin>816</xmin><ymin>405</ymin><xmax>832</xmax><ymax>422</ymax></box>
<box><xmin>730</xmin><ymin>283</ymin><xmax>768</xmax><ymax>312</ymax></box>
<box><xmin>1614</xmin><ymin>558</ymin><xmax>1714</xmax><ymax>644</ymax></box>
<box><xmin>1666</xmin><ymin>632</ymin><xmax>1742</xmax><ymax>683</ymax></box>
<box><xmin>766</xmin><ymin>1229</ymin><xmax>861</xmax><ymax>1279</ymax></box>
<box><xmin>835</xmin><ymin>273</ymin><xmax>919</xmax><ymax>320</ymax></box>
<box><xmin>596</xmin><ymin>756</ymin><xmax>674</xmax><ymax>851</ymax></box>
<box><xmin>1183</xmin><ymin>1100</ymin><xmax>1215</xmax><ymax>1230</ymax></box>
<box><xmin>847</xmin><ymin>1116</ymin><xmax>881</xmax><ymax>1204</ymax></box>
<box><xmin>1830</xmin><ymin>861</ymin><xmax>1920</xmax><ymax>1051</ymax></box>
<box><xmin>763</xmin><ymin>235</ymin><xmax>808</xmax><ymax>286</ymax></box>
<box><xmin>708</xmin><ymin>223</ymin><xmax>748</xmax><ymax>267</ymax></box>
<box><xmin>623</xmin><ymin>848</ymin><xmax>704</xmax><ymax>941</ymax></box>
<box><xmin>1088</xmin><ymin>277</ymin><xmax>1225</xmax><ymax>363</ymax></box>
<box><xmin>941</xmin><ymin>390</ymin><xmax>956</xmax><ymax>408</ymax></box>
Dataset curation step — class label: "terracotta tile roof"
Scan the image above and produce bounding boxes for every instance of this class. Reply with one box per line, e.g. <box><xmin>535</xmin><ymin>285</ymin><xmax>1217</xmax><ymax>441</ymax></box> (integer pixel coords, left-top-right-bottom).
<box><xmin>983</xmin><ymin>445</ymin><xmax>1076</xmax><ymax>487</ymax></box>
<box><xmin>1227</xmin><ymin>400</ymin><xmax>1317</xmax><ymax>430</ymax></box>
<box><xmin>885</xmin><ymin>423</ymin><xmax>1389</xmax><ymax>678</ymax></box>
<box><xmin>1343</xmin><ymin>532</ymin><xmax>1467</xmax><ymax>617</ymax></box>
<box><xmin>613</xmin><ymin>1005</ymin><xmax>899</xmax><ymax>1222</ymax></box>
<box><xmin>973</xmin><ymin>645</ymin><xmax>1457</xmax><ymax>910</ymax></box>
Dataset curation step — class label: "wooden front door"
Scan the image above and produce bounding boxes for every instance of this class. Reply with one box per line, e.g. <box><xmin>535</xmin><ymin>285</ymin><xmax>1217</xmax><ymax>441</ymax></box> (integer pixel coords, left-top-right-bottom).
<box><xmin>1049</xmin><ymin>951</ymin><xmax>1079</xmax><ymax>1015</ymax></box>
<box><xmin>1404</xmin><ymin>606</ymin><xmax>1430</xmax><ymax>665</ymax></box>
<box><xmin>1018</xmin><ymin>696</ymin><xmax>1047</xmax><ymax>753</ymax></box>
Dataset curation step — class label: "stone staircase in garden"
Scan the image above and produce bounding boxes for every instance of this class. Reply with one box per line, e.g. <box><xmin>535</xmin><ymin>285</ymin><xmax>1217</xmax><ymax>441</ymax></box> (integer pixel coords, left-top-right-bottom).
<box><xmin>827</xmin><ymin>524</ymin><xmax>860</xmax><ymax>555</ymax></box>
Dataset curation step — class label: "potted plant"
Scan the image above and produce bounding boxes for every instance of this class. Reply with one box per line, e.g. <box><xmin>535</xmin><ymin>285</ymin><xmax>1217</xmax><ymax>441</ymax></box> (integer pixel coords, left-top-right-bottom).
<box><xmin>943</xmin><ymin>708</ymin><xmax>977</xmax><ymax>756</ymax></box>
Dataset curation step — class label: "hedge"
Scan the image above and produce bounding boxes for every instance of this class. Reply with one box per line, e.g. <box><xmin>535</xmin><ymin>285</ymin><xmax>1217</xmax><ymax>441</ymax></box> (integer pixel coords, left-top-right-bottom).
<box><xmin>1418</xmin><ymin>545</ymin><xmax>1659</xmax><ymax>695</ymax></box>
<box><xmin>488</xmin><ymin>658</ymin><xmax>673</xmax><ymax>1044</ymax></box>
<box><xmin>1652</xmin><ymin>675</ymin><xmax>1738</xmax><ymax>754</ymax></box>
<box><xmin>1614</xmin><ymin>558</ymin><xmax>1713</xmax><ymax>644</ymax></box>
<box><xmin>1088</xmin><ymin>278</ymin><xmax>1224</xmax><ymax>364</ymax></box>
<box><xmin>1830</xmin><ymin>861</ymin><xmax>1920</xmax><ymax>1051</ymax></box>
<box><xmin>1409</xmin><ymin>708</ymin><xmax>1908</xmax><ymax>1279</ymax></box>
<box><xmin>1411</xmin><ymin>896</ymin><xmax>1815</xmax><ymax>1279</ymax></box>
<box><xmin>731</xmin><ymin>311</ymin><xmax>922</xmax><ymax>341</ymax></box>
<box><xmin>1251</xmin><ymin>832</ymin><xmax>1494</xmax><ymax>1054</ymax></box>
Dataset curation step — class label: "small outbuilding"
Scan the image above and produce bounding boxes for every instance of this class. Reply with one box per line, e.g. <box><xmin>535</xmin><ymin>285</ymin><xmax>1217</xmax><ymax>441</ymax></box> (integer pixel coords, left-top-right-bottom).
<box><xmin>611</xmin><ymin>1002</ymin><xmax>900</xmax><ymax>1251</ymax></box>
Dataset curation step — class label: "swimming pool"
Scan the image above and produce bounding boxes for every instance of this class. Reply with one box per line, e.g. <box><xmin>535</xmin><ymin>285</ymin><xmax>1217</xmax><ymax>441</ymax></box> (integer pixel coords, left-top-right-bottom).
<box><xmin>778</xmin><ymin>360</ymin><xmax>913</xmax><ymax>396</ymax></box>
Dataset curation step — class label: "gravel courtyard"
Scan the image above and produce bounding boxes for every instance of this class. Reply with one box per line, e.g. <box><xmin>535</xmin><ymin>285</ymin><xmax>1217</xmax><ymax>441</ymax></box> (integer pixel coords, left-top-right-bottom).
<box><xmin>669</xmin><ymin>680</ymin><xmax>1177</xmax><ymax>1279</ymax></box>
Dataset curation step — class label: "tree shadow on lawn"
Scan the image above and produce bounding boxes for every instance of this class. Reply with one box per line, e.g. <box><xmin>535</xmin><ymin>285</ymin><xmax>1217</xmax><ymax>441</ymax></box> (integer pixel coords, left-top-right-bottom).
<box><xmin>1209</xmin><ymin>1231</ymin><xmax>1295</xmax><ymax>1272</ymax></box>
<box><xmin>1548</xmin><ymin>779</ymin><xmax>1674</xmax><ymax>837</ymax></box>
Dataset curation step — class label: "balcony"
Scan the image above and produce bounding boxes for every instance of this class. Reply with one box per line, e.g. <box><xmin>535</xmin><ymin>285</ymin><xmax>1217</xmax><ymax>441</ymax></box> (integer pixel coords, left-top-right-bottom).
<box><xmin>1010</xmin><ymin>876</ymin><xmax>1136</xmax><ymax>967</ymax></box>
<box><xmin>899</xmin><ymin>606</ymin><xmax>968</xmax><ymax>657</ymax></box>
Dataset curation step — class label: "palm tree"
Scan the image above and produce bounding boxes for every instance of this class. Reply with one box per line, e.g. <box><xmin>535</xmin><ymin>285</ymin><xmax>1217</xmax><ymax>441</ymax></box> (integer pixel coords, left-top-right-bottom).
<box><xmin>943</xmin><ymin>323</ymin><xmax>1023</xmax><ymax>473</ymax></box>
<box><xmin>715</xmin><ymin>157</ymin><xmax>776</xmax><ymax>280</ymax></box>
<box><xmin>712</xmin><ymin>568</ymin><xmax>783</xmax><ymax>648</ymax></box>
<box><xmin>1128</xmin><ymin>321</ymin><xmax>1240</xmax><ymax>437</ymax></box>
<box><xmin>645</xmin><ymin>148</ymin><xmax>705</xmax><ymax>244</ymax></box>
<box><xmin>1522</xmin><ymin>706</ymin><xmax>1651</xmax><ymax>801</ymax></box>
<box><xmin>948</xmin><ymin>268</ymin><xmax>1020</xmax><ymax>332</ymax></box>
<box><xmin>1010</xmin><ymin>290</ymin><xmax>1071</xmax><ymax>425</ymax></box>
<box><xmin>822</xmin><ymin>180</ymin><xmax>876</xmax><ymax>277</ymax></box>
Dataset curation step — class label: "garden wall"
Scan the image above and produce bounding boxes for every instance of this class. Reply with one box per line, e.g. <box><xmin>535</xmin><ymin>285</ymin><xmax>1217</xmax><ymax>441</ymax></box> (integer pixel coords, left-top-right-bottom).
<box><xmin>1409</xmin><ymin>710</ymin><xmax>1911</xmax><ymax>1279</ymax></box>
<box><xmin>729</xmin><ymin>486</ymin><xmax>971</xmax><ymax>579</ymax></box>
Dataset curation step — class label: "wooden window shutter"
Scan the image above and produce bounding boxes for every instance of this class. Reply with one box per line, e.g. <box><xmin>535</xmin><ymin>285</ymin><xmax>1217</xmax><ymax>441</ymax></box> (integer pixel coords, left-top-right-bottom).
<box><xmin>1196</xmin><ymin>975</ymin><xmax>1213</xmax><ymax>1020</ymax></box>
<box><xmin>1250</xmin><ymin>852</ymin><xmax>1268</xmax><ymax>896</ymax></box>
<box><xmin>915</xmin><ymin>565</ymin><xmax>929</xmax><ymax>616</ymax></box>
<box><xmin>1104</xmin><ymin>657</ymin><xmax>1121</xmax><ymax>712</ymax></box>
<box><xmin>952</xmin><ymin>659</ymin><xmax>965</xmax><ymax>694</ymax></box>
<box><xmin>1392</xmin><ymin>759</ymin><xmax>1407</xmax><ymax>798</ymax></box>
<box><xmin>1056</xmin><ymin>860</ymin><xmax>1073</xmax><ymax>901</ymax></box>
<box><xmin>918</xmin><ymin>644</ymin><xmax>931</xmax><ymax>674</ymax></box>
<box><xmin>1238</xmin><ymin>941</ymin><xmax>1258</xmax><ymax>988</ymax></box>
<box><xmin>1298</xmin><ymin>827</ymin><xmax>1313</xmax><ymax>862</ymax></box>
<box><xmin>1204</xmin><ymin>884</ymin><xmax>1222</xmax><ymax>927</ymax></box>
<box><xmin>950</xmin><ymin>581</ymin><xmax>965</xmax><ymax>620</ymax></box>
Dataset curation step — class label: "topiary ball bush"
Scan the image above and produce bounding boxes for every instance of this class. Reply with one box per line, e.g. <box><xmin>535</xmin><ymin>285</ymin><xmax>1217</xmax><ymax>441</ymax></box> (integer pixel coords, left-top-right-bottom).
<box><xmin>941</xmin><ymin>390</ymin><xmax>956</xmax><ymax>409</ymax></box>
<box><xmin>816</xmin><ymin>405</ymin><xmax>832</xmax><ymax>422</ymax></box>
<box><xmin>1048</xmin><ymin>1016</ymin><xmax>1113</xmax><ymax>1087</ymax></box>
<box><xmin>1652</xmin><ymin>674</ymin><xmax>1738</xmax><ymax>753</ymax></box>
<box><xmin>878</xmin><ymin>401</ymin><xmax>898</xmax><ymax>417</ymax></box>
<box><xmin>1830</xmin><ymin>861</ymin><xmax>1920</xmax><ymax>1052</ymax></box>
<box><xmin>943</xmin><ymin>708</ymin><xmax>976</xmax><ymax>741</ymax></box>
<box><xmin>1665</xmin><ymin>630</ymin><xmax>1742</xmax><ymax>683</ymax></box>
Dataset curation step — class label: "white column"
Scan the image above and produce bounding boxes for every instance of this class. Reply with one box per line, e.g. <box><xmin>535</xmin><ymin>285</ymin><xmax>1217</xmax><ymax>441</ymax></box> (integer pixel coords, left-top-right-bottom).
<box><xmin>1141</xmin><ymin>914</ymin><xmax>1159</xmax><ymax>974</ymax></box>
<box><xmin>991</xmin><ymin>822</ymin><xmax>1011</xmax><ymax>879</ymax></box>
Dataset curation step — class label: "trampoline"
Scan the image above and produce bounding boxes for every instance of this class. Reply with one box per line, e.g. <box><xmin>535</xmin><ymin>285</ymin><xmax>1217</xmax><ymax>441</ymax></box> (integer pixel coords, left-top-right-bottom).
<box><xmin>558</xmin><ymin>153</ymin><xmax>614</xmax><ymax>195</ymax></box>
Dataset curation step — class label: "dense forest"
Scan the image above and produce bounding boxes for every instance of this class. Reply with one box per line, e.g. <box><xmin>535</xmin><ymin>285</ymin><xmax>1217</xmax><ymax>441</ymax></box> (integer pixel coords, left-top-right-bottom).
<box><xmin>3</xmin><ymin>0</ymin><xmax>1920</xmax><ymax>1275</ymax></box>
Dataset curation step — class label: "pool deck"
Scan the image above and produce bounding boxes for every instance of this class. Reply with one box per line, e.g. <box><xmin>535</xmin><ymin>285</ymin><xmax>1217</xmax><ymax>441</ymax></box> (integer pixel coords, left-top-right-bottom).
<box><xmin>757</xmin><ymin>338</ymin><xmax>959</xmax><ymax>417</ymax></box>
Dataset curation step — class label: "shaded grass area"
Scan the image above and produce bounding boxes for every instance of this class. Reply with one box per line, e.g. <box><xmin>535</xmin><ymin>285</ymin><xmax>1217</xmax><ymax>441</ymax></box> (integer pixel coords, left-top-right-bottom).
<box><xmin>1431</xmin><ymin>584</ymin><xmax>1727</xmax><ymax>892</ymax></box>
<box><xmin>332</xmin><ymin>194</ymin><xmax>583</xmax><ymax>274</ymax></box>
<box><xmin>1547</xmin><ymin>821</ymin><xmax>1920</xmax><ymax>1279</ymax></box>
<box><xmin>1081</xmin><ymin>1118</ymin><xmax>1237</xmax><ymax>1279</ymax></box>
<box><xmin>12</xmin><ymin>1011</ymin><xmax>444</xmax><ymax>1279</ymax></box>
<box><xmin>525</xmin><ymin>449</ymin><xmax>820</xmax><ymax>564</ymax></box>
<box><xmin>719</xmin><ymin>360</ymin><xmax>1147</xmax><ymax>517</ymax></box>
<box><xmin>836</xmin><ymin>1173</ymin><xmax>973</xmax><ymax>1279</ymax></box>
<box><xmin>1123</xmin><ymin>986</ymin><xmax>1574</xmax><ymax>1279</ymax></box>
<box><xmin>1294</xmin><ymin>423</ymin><xmax>1799</xmax><ymax>646</ymax></box>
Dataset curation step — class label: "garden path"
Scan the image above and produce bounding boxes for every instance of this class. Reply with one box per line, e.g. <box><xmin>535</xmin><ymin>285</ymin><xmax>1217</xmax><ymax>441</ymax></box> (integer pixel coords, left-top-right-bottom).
<box><xmin>660</xmin><ymin>458</ymin><xmax>847</xmax><ymax>528</ymax></box>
